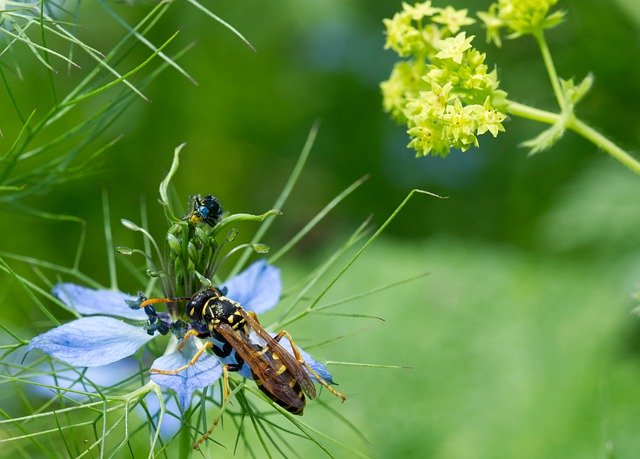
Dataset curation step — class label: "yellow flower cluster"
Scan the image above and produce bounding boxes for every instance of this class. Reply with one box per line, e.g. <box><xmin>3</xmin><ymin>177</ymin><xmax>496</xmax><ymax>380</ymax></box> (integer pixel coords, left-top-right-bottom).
<box><xmin>381</xmin><ymin>1</ymin><xmax>508</xmax><ymax>157</ymax></box>
<box><xmin>478</xmin><ymin>0</ymin><xmax>565</xmax><ymax>46</ymax></box>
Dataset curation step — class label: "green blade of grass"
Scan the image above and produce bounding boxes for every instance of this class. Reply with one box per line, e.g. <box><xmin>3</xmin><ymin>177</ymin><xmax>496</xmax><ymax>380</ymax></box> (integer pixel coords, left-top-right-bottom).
<box><xmin>61</xmin><ymin>30</ymin><xmax>180</xmax><ymax>107</ymax></box>
<box><xmin>269</xmin><ymin>174</ymin><xmax>369</xmax><ymax>264</ymax></box>
<box><xmin>185</xmin><ymin>0</ymin><xmax>255</xmax><ymax>51</ymax></box>
<box><xmin>98</xmin><ymin>0</ymin><xmax>197</xmax><ymax>85</ymax></box>
<box><xmin>229</xmin><ymin>121</ymin><xmax>320</xmax><ymax>277</ymax></box>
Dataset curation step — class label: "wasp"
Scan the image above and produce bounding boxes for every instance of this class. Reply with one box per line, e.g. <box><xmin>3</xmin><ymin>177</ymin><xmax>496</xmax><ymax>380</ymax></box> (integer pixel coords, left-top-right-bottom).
<box><xmin>184</xmin><ymin>194</ymin><xmax>223</xmax><ymax>227</ymax></box>
<box><xmin>139</xmin><ymin>287</ymin><xmax>346</xmax><ymax>416</ymax></box>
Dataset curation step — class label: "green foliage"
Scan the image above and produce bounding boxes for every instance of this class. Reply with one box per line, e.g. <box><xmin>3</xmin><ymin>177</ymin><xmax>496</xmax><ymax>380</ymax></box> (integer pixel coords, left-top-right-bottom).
<box><xmin>0</xmin><ymin>0</ymin><xmax>253</xmax><ymax>212</ymax></box>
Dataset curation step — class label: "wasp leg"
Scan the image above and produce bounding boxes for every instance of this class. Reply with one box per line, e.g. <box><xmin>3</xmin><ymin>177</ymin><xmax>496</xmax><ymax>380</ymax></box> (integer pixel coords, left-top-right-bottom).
<box><xmin>194</xmin><ymin>372</ymin><xmax>240</xmax><ymax>450</ymax></box>
<box><xmin>150</xmin><ymin>340</ymin><xmax>213</xmax><ymax>375</ymax></box>
<box><xmin>193</xmin><ymin>399</ymin><xmax>227</xmax><ymax>450</ymax></box>
<box><xmin>221</xmin><ymin>364</ymin><xmax>231</xmax><ymax>400</ymax></box>
<box><xmin>275</xmin><ymin>330</ymin><xmax>347</xmax><ymax>402</ymax></box>
<box><xmin>221</xmin><ymin>352</ymin><xmax>244</xmax><ymax>399</ymax></box>
<box><xmin>248</xmin><ymin>311</ymin><xmax>260</xmax><ymax>323</ymax></box>
<box><xmin>177</xmin><ymin>328</ymin><xmax>200</xmax><ymax>351</ymax></box>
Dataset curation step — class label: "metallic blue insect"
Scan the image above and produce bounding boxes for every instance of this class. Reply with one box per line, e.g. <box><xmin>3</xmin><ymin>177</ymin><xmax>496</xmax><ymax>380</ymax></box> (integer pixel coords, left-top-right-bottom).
<box><xmin>185</xmin><ymin>194</ymin><xmax>223</xmax><ymax>226</ymax></box>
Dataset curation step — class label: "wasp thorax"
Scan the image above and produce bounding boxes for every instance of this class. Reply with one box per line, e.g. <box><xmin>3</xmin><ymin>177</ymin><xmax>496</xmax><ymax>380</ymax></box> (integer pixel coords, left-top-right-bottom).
<box><xmin>207</xmin><ymin>297</ymin><xmax>240</xmax><ymax>324</ymax></box>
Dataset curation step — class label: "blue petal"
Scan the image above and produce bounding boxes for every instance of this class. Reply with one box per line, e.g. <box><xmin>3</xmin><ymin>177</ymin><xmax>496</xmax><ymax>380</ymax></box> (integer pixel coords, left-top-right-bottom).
<box><xmin>222</xmin><ymin>259</ymin><xmax>281</xmax><ymax>314</ymax></box>
<box><xmin>53</xmin><ymin>283</ymin><xmax>148</xmax><ymax>321</ymax></box>
<box><xmin>150</xmin><ymin>339</ymin><xmax>222</xmax><ymax>409</ymax></box>
<box><xmin>27</xmin><ymin>316</ymin><xmax>154</xmax><ymax>367</ymax></box>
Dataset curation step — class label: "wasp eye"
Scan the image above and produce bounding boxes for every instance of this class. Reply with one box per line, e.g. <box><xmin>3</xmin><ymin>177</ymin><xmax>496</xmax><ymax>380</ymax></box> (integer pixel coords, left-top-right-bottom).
<box><xmin>198</xmin><ymin>206</ymin><xmax>210</xmax><ymax>217</ymax></box>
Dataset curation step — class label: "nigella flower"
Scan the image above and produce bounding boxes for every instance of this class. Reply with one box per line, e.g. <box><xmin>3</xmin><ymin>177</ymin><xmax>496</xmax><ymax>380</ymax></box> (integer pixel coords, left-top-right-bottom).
<box><xmin>27</xmin><ymin>259</ymin><xmax>334</xmax><ymax>409</ymax></box>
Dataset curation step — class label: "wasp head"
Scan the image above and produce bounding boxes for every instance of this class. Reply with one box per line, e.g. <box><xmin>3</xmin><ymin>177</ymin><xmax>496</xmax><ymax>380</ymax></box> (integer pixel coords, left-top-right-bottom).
<box><xmin>185</xmin><ymin>288</ymin><xmax>219</xmax><ymax>321</ymax></box>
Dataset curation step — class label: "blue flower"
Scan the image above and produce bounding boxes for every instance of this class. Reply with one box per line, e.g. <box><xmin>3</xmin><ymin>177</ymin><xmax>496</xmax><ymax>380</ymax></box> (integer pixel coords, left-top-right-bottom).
<box><xmin>27</xmin><ymin>260</ymin><xmax>334</xmax><ymax>409</ymax></box>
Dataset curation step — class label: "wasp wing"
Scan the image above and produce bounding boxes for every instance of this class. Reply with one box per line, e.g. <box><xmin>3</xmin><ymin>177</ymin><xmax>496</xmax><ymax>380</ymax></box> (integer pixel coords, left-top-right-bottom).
<box><xmin>238</xmin><ymin>309</ymin><xmax>317</xmax><ymax>399</ymax></box>
<box><xmin>215</xmin><ymin>322</ymin><xmax>305</xmax><ymax>410</ymax></box>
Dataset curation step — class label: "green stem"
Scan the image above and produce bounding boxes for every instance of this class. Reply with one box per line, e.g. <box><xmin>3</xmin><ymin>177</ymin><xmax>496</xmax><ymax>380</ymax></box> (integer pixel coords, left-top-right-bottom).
<box><xmin>179</xmin><ymin>424</ymin><xmax>191</xmax><ymax>459</ymax></box>
<box><xmin>505</xmin><ymin>100</ymin><xmax>559</xmax><ymax>124</ymax></box>
<box><xmin>533</xmin><ymin>30</ymin><xmax>565</xmax><ymax>111</ymax></box>
<box><xmin>506</xmin><ymin>101</ymin><xmax>640</xmax><ymax>174</ymax></box>
<box><xmin>569</xmin><ymin>117</ymin><xmax>640</xmax><ymax>174</ymax></box>
<box><xmin>112</xmin><ymin>380</ymin><xmax>158</xmax><ymax>404</ymax></box>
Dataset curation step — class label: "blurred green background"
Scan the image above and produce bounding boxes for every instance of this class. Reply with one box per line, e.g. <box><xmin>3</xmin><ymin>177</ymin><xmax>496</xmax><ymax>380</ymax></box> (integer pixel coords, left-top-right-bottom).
<box><xmin>2</xmin><ymin>0</ymin><xmax>640</xmax><ymax>457</ymax></box>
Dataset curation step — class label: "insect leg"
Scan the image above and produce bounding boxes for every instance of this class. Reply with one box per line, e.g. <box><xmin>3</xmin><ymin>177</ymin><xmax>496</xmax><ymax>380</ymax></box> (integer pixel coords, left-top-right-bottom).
<box><xmin>221</xmin><ymin>364</ymin><xmax>231</xmax><ymax>400</ymax></box>
<box><xmin>275</xmin><ymin>330</ymin><xmax>347</xmax><ymax>402</ymax></box>
<box><xmin>248</xmin><ymin>311</ymin><xmax>260</xmax><ymax>323</ymax></box>
<box><xmin>149</xmin><ymin>340</ymin><xmax>213</xmax><ymax>375</ymax></box>
<box><xmin>177</xmin><ymin>328</ymin><xmax>200</xmax><ymax>351</ymax></box>
<box><xmin>193</xmin><ymin>376</ymin><xmax>244</xmax><ymax>450</ymax></box>
<box><xmin>219</xmin><ymin>351</ymin><xmax>243</xmax><ymax>400</ymax></box>
<box><xmin>209</xmin><ymin>339</ymin><xmax>243</xmax><ymax>399</ymax></box>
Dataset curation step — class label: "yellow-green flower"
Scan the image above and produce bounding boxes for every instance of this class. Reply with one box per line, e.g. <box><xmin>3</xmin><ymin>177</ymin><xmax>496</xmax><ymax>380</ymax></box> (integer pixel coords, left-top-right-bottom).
<box><xmin>432</xmin><ymin>6</ymin><xmax>475</xmax><ymax>34</ymax></box>
<box><xmin>477</xmin><ymin>4</ymin><xmax>505</xmax><ymax>47</ymax></box>
<box><xmin>381</xmin><ymin>60</ymin><xmax>428</xmax><ymax>123</ymax></box>
<box><xmin>402</xmin><ymin>1</ymin><xmax>438</xmax><ymax>21</ymax></box>
<box><xmin>443</xmin><ymin>99</ymin><xmax>476</xmax><ymax>148</ymax></box>
<box><xmin>477</xmin><ymin>98</ymin><xmax>507</xmax><ymax>136</ymax></box>
<box><xmin>435</xmin><ymin>32</ymin><xmax>474</xmax><ymax>64</ymax></box>
<box><xmin>383</xmin><ymin>11</ymin><xmax>422</xmax><ymax>57</ymax></box>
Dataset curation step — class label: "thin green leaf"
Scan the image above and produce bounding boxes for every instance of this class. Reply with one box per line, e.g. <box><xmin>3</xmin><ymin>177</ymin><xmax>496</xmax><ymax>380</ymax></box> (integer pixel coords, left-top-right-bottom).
<box><xmin>97</xmin><ymin>0</ymin><xmax>197</xmax><ymax>85</ymax></box>
<box><xmin>324</xmin><ymin>361</ymin><xmax>412</xmax><ymax>370</ymax></box>
<box><xmin>0</xmin><ymin>18</ymin><xmax>79</xmax><ymax>69</ymax></box>
<box><xmin>62</xmin><ymin>30</ymin><xmax>181</xmax><ymax>107</ymax></box>
<box><xmin>315</xmin><ymin>397</ymin><xmax>370</xmax><ymax>447</ymax></box>
<box><xmin>230</xmin><ymin>120</ymin><xmax>320</xmax><ymax>277</ymax></box>
<box><xmin>314</xmin><ymin>271</ymin><xmax>430</xmax><ymax>312</ymax></box>
<box><xmin>102</xmin><ymin>190</ymin><xmax>117</xmax><ymax>291</ymax></box>
<box><xmin>269</xmin><ymin>174</ymin><xmax>369</xmax><ymax>263</ymax></box>
<box><xmin>1</xmin><ymin>108</ymin><xmax>37</xmax><ymax>172</ymax></box>
<box><xmin>312</xmin><ymin>311</ymin><xmax>385</xmax><ymax>321</ymax></box>
<box><xmin>302</xmin><ymin>325</ymin><xmax>383</xmax><ymax>352</ymax></box>
<box><xmin>272</xmin><ymin>218</ymin><xmax>371</xmax><ymax>327</ymax></box>
<box><xmin>185</xmin><ymin>0</ymin><xmax>256</xmax><ymax>51</ymax></box>
<box><xmin>0</xmin><ymin>256</ymin><xmax>69</xmax><ymax>324</ymax></box>
<box><xmin>304</xmin><ymin>190</ymin><xmax>442</xmax><ymax>312</ymax></box>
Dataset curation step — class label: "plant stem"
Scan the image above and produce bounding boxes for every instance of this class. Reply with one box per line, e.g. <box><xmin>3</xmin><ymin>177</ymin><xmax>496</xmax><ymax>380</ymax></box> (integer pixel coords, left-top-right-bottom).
<box><xmin>505</xmin><ymin>101</ymin><xmax>559</xmax><ymax>124</ymax></box>
<box><xmin>179</xmin><ymin>424</ymin><xmax>191</xmax><ymax>459</ymax></box>
<box><xmin>534</xmin><ymin>30</ymin><xmax>565</xmax><ymax>111</ymax></box>
<box><xmin>112</xmin><ymin>380</ymin><xmax>158</xmax><ymax>404</ymax></box>
<box><xmin>569</xmin><ymin>118</ymin><xmax>640</xmax><ymax>174</ymax></box>
<box><xmin>505</xmin><ymin>101</ymin><xmax>640</xmax><ymax>174</ymax></box>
